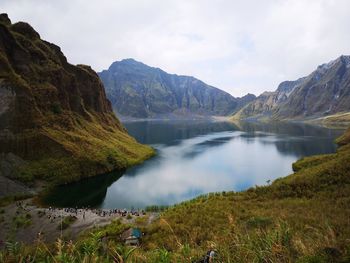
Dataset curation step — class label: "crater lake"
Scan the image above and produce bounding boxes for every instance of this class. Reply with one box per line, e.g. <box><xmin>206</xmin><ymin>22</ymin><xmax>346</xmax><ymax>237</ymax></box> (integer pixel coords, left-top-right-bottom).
<box><xmin>43</xmin><ymin>120</ymin><xmax>344</xmax><ymax>209</ymax></box>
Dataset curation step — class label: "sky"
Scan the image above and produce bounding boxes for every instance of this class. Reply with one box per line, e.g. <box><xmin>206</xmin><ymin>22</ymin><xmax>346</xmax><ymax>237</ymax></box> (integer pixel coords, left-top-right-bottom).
<box><xmin>1</xmin><ymin>0</ymin><xmax>350</xmax><ymax>97</ymax></box>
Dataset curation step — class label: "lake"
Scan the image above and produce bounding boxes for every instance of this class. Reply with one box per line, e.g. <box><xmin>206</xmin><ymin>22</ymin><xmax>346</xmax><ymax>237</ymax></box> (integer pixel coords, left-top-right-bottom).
<box><xmin>43</xmin><ymin>120</ymin><xmax>343</xmax><ymax>209</ymax></box>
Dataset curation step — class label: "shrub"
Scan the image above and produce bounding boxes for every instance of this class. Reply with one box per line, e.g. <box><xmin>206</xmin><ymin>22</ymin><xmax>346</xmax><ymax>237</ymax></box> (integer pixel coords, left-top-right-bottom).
<box><xmin>13</xmin><ymin>214</ymin><xmax>32</xmax><ymax>228</ymax></box>
<box><xmin>246</xmin><ymin>216</ymin><xmax>273</xmax><ymax>229</ymax></box>
<box><xmin>51</xmin><ymin>102</ymin><xmax>62</xmax><ymax>114</ymax></box>
<box><xmin>126</xmin><ymin>214</ymin><xmax>132</xmax><ymax>220</ymax></box>
<box><xmin>58</xmin><ymin>215</ymin><xmax>77</xmax><ymax>230</ymax></box>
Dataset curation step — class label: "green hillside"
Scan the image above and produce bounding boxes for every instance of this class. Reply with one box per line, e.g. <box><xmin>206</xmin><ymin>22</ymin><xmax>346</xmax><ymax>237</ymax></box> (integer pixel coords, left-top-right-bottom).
<box><xmin>0</xmin><ymin>14</ymin><xmax>154</xmax><ymax>186</ymax></box>
<box><xmin>1</xmin><ymin>127</ymin><xmax>349</xmax><ymax>262</ymax></box>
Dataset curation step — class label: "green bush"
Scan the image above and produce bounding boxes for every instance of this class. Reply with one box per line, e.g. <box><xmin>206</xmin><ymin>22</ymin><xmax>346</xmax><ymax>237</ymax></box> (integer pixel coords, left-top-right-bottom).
<box><xmin>58</xmin><ymin>215</ymin><xmax>77</xmax><ymax>230</ymax></box>
<box><xmin>51</xmin><ymin>102</ymin><xmax>62</xmax><ymax>114</ymax></box>
<box><xmin>13</xmin><ymin>214</ymin><xmax>32</xmax><ymax>228</ymax></box>
<box><xmin>246</xmin><ymin>216</ymin><xmax>273</xmax><ymax>229</ymax></box>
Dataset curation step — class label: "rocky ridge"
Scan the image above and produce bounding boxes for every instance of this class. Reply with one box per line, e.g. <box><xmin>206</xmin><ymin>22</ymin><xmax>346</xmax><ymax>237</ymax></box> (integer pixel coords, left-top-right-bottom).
<box><xmin>0</xmin><ymin>14</ymin><xmax>153</xmax><ymax>185</ymax></box>
<box><xmin>233</xmin><ymin>55</ymin><xmax>350</xmax><ymax>121</ymax></box>
<box><xmin>98</xmin><ymin>59</ymin><xmax>256</xmax><ymax>118</ymax></box>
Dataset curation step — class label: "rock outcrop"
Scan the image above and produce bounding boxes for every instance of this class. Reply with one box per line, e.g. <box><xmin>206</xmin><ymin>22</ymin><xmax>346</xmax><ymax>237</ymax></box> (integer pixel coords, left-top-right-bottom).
<box><xmin>0</xmin><ymin>14</ymin><xmax>154</xmax><ymax>184</ymax></box>
<box><xmin>233</xmin><ymin>56</ymin><xmax>350</xmax><ymax>121</ymax></box>
<box><xmin>98</xmin><ymin>59</ymin><xmax>255</xmax><ymax>118</ymax></box>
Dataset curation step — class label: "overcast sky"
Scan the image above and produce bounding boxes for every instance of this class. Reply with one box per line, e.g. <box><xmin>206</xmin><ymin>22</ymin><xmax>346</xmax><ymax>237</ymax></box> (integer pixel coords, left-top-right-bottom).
<box><xmin>1</xmin><ymin>0</ymin><xmax>350</xmax><ymax>97</ymax></box>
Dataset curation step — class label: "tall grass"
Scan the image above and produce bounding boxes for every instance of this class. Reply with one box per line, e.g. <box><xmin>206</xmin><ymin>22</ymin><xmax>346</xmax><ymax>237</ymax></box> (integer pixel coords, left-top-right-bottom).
<box><xmin>1</xmin><ymin>128</ymin><xmax>350</xmax><ymax>262</ymax></box>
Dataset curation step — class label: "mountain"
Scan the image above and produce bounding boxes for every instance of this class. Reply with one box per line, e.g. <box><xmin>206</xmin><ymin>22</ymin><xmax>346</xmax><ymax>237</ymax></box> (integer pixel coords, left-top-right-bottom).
<box><xmin>98</xmin><ymin>59</ymin><xmax>255</xmax><ymax>118</ymax></box>
<box><xmin>233</xmin><ymin>55</ymin><xmax>350</xmax><ymax>121</ymax></box>
<box><xmin>0</xmin><ymin>14</ymin><xmax>154</xmax><ymax>185</ymax></box>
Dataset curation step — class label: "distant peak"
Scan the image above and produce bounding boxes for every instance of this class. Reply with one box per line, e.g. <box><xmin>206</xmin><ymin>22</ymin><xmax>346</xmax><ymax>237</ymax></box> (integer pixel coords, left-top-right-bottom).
<box><xmin>0</xmin><ymin>13</ymin><xmax>11</xmax><ymax>25</ymax></box>
<box><xmin>339</xmin><ymin>55</ymin><xmax>350</xmax><ymax>65</ymax></box>
<box><xmin>113</xmin><ymin>58</ymin><xmax>147</xmax><ymax>66</ymax></box>
<box><xmin>119</xmin><ymin>58</ymin><xmax>149</xmax><ymax>66</ymax></box>
<box><xmin>339</xmin><ymin>54</ymin><xmax>350</xmax><ymax>59</ymax></box>
<box><xmin>242</xmin><ymin>93</ymin><xmax>256</xmax><ymax>98</ymax></box>
<box><xmin>317</xmin><ymin>55</ymin><xmax>350</xmax><ymax>71</ymax></box>
<box><xmin>11</xmin><ymin>22</ymin><xmax>40</xmax><ymax>39</ymax></box>
<box><xmin>121</xmin><ymin>58</ymin><xmax>138</xmax><ymax>63</ymax></box>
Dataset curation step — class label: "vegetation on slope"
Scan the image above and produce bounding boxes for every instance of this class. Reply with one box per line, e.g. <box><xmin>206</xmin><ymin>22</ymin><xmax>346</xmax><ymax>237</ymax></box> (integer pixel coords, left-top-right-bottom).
<box><xmin>308</xmin><ymin>112</ymin><xmax>350</xmax><ymax>128</ymax></box>
<box><xmin>232</xmin><ymin>55</ymin><xmax>350</xmax><ymax>123</ymax></box>
<box><xmin>98</xmin><ymin>59</ymin><xmax>256</xmax><ymax>118</ymax></box>
<box><xmin>1</xmin><ymin>127</ymin><xmax>349</xmax><ymax>262</ymax></box>
<box><xmin>0</xmin><ymin>14</ymin><xmax>154</xmax><ymax>185</ymax></box>
<box><xmin>15</xmin><ymin>112</ymin><xmax>154</xmax><ymax>185</ymax></box>
<box><xmin>140</xmin><ymin>127</ymin><xmax>350</xmax><ymax>262</ymax></box>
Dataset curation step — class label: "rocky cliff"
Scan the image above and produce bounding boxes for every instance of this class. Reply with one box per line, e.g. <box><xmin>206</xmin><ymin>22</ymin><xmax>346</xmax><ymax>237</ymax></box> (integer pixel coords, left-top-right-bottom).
<box><xmin>233</xmin><ymin>56</ymin><xmax>350</xmax><ymax>121</ymax></box>
<box><xmin>98</xmin><ymin>59</ymin><xmax>255</xmax><ymax>118</ymax></box>
<box><xmin>0</xmin><ymin>14</ymin><xmax>154</xmax><ymax>184</ymax></box>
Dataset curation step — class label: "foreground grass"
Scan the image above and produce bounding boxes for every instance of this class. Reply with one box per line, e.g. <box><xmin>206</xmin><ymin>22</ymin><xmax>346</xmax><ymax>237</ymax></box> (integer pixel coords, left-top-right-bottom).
<box><xmin>1</xmin><ymin>128</ymin><xmax>349</xmax><ymax>262</ymax></box>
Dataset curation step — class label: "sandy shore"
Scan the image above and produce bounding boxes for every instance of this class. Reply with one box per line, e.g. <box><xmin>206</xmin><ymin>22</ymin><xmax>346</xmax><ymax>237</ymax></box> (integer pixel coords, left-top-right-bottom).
<box><xmin>0</xmin><ymin>198</ymin><xmax>157</xmax><ymax>245</ymax></box>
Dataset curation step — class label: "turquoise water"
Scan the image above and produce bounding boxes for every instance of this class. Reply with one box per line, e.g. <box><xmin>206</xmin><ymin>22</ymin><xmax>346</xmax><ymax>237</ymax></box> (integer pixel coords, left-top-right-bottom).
<box><xmin>44</xmin><ymin>121</ymin><xmax>343</xmax><ymax>208</ymax></box>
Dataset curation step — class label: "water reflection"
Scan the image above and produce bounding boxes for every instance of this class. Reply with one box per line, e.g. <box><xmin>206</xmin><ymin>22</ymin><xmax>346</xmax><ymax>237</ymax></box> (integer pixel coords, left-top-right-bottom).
<box><xmin>44</xmin><ymin>121</ymin><xmax>344</xmax><ymax>208</ymax></box>
<box><xmin>43</xmin><ymin>171</ymin><xmax>124</xmax><ymax>207</ymax></box>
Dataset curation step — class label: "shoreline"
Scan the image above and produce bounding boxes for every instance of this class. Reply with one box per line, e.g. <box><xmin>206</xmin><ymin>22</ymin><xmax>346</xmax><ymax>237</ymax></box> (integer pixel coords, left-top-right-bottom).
<box><xmin>1</xmin><ymin>119</ymin><xmax>347</xmax><ymax>246</ymax></box>
<box><xmin>0</xmin><ymin>198</ymin><xmax>158</xmax><ymax>245</ymax></box>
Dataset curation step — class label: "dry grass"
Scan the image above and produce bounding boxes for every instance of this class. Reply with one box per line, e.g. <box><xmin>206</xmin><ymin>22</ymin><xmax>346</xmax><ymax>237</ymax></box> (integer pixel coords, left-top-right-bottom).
<box><xmin>1</xmin><ymin>129</ymin><xmax>350</xmax><ymax>262</ymax></box>
<box><xmin>16</xmin><ymin>112</ymin><xmax>154</xmax><ymax>185</ymax></box>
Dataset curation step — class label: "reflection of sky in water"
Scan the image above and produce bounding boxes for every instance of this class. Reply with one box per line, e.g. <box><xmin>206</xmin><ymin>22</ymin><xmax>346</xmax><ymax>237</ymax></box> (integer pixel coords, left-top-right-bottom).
<box><xmin>44</xmin><ymin>121</ymin><xmax>343</xmax><ymax>209</ymax></box>
<box><xmin>101</xmin><ymin>131</ymin><xmax>296</xmax><ymax>208</ymax></box>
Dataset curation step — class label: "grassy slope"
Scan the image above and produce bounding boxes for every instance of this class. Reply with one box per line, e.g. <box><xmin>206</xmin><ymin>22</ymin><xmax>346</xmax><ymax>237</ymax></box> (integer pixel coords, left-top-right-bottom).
<box><xmin>0</xmin><ymin>17</ymin><xmax>154</xmax><ymax>185</ymax></box>
<box><xmin>307</xmin><ymin>112</ymin><xmax>350</xmax><ymax>128</ymax></box>
<box><xmin>1</xmin><ymin>129</ymin><xmax>349</xmax><ymax>262</ymax></box>
<box><xmin>17</xmin><ymin>113</ymin><xmax>155</xmax><ymax>184</ymax></box>
<box><xmin>139</xmin><ymin>128</ymin><xmax>350</xmax><ymax>262</ymax></box>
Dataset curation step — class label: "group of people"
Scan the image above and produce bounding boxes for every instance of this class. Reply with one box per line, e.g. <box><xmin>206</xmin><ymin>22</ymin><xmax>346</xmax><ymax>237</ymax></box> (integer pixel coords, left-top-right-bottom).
<box><xmin>45</xmin><ymin>206</ymin><xmax>146</xmax><ymax>220</ymax></box>
<box><xmin>90</xmin><ymin>208</ymin><xmax>146</xmax><ymax>217</ymax></box>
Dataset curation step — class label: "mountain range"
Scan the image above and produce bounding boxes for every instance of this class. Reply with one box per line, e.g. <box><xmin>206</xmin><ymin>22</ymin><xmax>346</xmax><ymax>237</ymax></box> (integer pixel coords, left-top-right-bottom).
<box><xmin>0</xmin><ymin>14</ymin><xmax>153</xmax><ymax>184</ymax></box>
<box><xmin>99</xmin><ymin>56</ymin><xmax>350</xmax><ymax>123</ymax></box>
<box><xmin>233</xmin><ymin>55</ymin><xmax>350</xmax><ymax>121</ymax></box>
<box><xmin>98</xmin><ymin>59</ymin><xmax>256</xmax><ymax>119</ymax></box>
<box><xmin>1</xmin><ymin>11</ymin><xmax>349</xmax><ymax>186</ymax></box>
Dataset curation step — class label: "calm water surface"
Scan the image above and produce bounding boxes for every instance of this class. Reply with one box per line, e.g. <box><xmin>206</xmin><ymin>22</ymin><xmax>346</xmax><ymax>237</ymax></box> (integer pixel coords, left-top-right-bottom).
<box><xmin>44</xmin><ymin>121</ymin><xmax>343</xmax><ymax>208</ymax></box>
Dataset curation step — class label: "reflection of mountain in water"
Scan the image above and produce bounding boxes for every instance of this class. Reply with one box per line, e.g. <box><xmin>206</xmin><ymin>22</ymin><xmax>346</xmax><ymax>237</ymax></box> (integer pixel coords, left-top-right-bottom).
<box><xmin>235</xmin><ymin>121</ymin><xmax>343</xmax><ymax>157</ymax></box>
<box><xmin>43</xmin><ymin>120</ymin><xmax>344</xmax><ymax>209</ymax></box>
<box><xmin>42</xmin><ymin>171</ymin><xmax>124</xmax><ymax>207</ymax></box>
<box><xmin>124</xmin><ymin>120</ymin><xmax>238</xmax><ymax>145</ymax></box>
<box><xmin>273</xmin><ymin>138</ymin><xmax>337</xmax><ymax>157</ymax></box>
<box><xmin>236</xmin><ymin>121</ymin><xmax>342</xmax><ymax>138</ymax></box>
<box><xmin>126</xmin><ymin>120</ymin><xmax>343</xmax><ymax>159</ymax></box>
<box><xmin>184</xmin><ymin>136</ymin><xmax>236</xmax><ymax>159</ymax></box>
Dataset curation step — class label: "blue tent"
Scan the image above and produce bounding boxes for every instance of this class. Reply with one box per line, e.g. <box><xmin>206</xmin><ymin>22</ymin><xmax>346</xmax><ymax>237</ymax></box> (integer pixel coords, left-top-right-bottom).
<box><xmin>131</xmin><ymin>228</ymin><xmax>141</xmax><ymax>238</ymax></box>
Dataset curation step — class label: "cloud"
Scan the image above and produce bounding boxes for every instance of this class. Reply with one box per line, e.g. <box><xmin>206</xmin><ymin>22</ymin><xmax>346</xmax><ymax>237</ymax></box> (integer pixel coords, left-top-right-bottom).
<box><xmin>1</xmin><ymin>0</ymin><xmax>350</xmax><ymax>96</ymax></box>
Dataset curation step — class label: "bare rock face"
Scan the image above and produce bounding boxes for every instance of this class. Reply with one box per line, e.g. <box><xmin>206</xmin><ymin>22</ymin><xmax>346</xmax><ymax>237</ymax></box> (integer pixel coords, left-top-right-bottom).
<box><xmin>0</xmin><ymin>80</ymin><xmax>15</xmax><ymax>118</ymax></box>
<box><xmin>0</xmin><ymin>14</ymin><xmax>153</xmax><ymax>184</ymax></box>
<box><xmin>98</xmin><ymin>59</ymin><xmax>256</xmax><ymax>118</ymax></box>
<box><xmin>275</xmin><ymin>56</ymin><xmax>350</xmax><ymax>119</ymax></box>
<box><xmin>234</xmin><ymin>56</ymin><xmax>350</xmax><ymax>120</ymax></box>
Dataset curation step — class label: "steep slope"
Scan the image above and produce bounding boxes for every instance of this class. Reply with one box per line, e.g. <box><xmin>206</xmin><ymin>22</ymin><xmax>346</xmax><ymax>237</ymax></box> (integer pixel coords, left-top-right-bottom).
<box><xmin>233</xmin><ymin>78</ymin><xmax>305</xmax><ymax>120</ymax></box>
<box><xmin>98</xmin><ymin>59</ymin><xmax>255</xmax><ymax>118</ymax></box>
<box><xmin>276</xmin><ymin>56</ymin><xmax>350</xmax><ymax>119</ymax></box>
<box><xmin>0</xmin><ymin>14</ymin><xmax>154</xmax><ymax>184</ymax></box>
<box><xmin>4</xmin><ymin>128</ymin><xmax>350</xmax><ymax>262</ymax></box>
<box><xmin>233</xmin><ymin>56</ymin><xmax>350</xmax><ymax>121</ymax></box>
<box><xmin>140</xmin><ymin>127</ymin><xmax>350</xmax><ymax>262</ymax></box>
